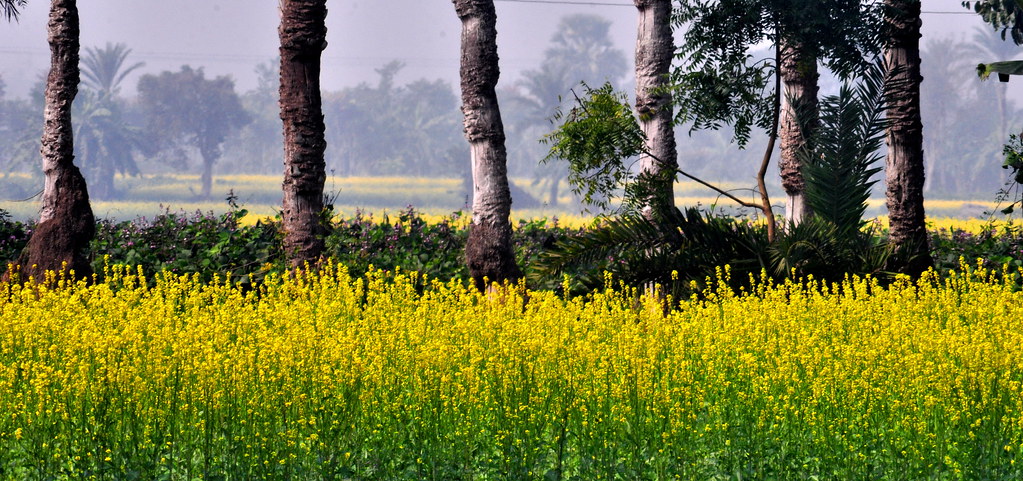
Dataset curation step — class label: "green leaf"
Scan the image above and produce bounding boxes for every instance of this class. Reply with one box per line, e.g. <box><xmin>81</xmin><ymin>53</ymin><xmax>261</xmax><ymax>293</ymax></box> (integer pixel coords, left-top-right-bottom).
<box><xmin>977</xmin><ymin>60</ymin><xmax>1023</xmax><ymax>80</ymax></box>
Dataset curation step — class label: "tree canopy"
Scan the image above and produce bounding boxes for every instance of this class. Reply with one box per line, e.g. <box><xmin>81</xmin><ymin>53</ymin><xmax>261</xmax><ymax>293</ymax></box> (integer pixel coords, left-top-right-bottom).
<box><xmin>674</xmin><ymin>0</ymin><xmax>883</xmax><ymax>145</ymax></box>
<box><xmin>137</xmin><ymin>66</ymin><xmax>249</xmax><ymax>198</ymax></box>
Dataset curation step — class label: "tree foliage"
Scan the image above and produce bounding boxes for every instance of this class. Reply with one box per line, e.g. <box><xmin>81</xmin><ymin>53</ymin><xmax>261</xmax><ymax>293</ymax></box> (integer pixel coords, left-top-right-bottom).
<box><xmin>542</xmin><ymin>83</ymin><xmax>644</xmax><ymax>212</ymax></box>
<box><xmin>137</xmin><ymin>66</ymin><xmax>249</xmax><ymax>198</ymax></box>
<box><xmin>964</xmin><ymin>0</ymin><xmax>1023</xmax><ymax>44</ymax></box>
<box><xmin>81</xmin><ymin>42</ymin><xmax>145</xmax><ymax>99</ymax></box>
<box><xmin>535</xmin><ymin>57</ymin><xmax>897</xmax><ymax>294</ymax></box>
<box><xmin>674</xmin><ymin>0</ymin><xmax>883</xmax><ymax>146</ymax></box>
<box><xmin>323</xmin><ymin>61</ymin><xmax>463</xmax><ymax>177</ymax></box>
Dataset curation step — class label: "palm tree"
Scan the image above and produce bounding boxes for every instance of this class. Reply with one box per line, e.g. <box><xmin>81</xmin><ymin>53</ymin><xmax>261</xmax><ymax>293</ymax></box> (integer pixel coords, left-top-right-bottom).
<box><xmin>883</xmin><ymin>0</ymin><xmax>932</xmax><ymax>275</ymax></box>
<box><xmin>634</xmin><ymin>0</ymin><xmax>677</xmax><ymax>220</ymax></box>
<box><xmin>81</xmin><ymin>42</ymin><xmax>145</xmax><ymax>99</ymax></box>
<box><xmin>505</xmin><ymin>62</ymin><xmax>572</xmax><ymax>206</ymax></box>
<box><xmin>452</xmin><ymin>0</ymin><xmax>522</xmax><ymax>290</ymax></box>
<box><xmin>15</xmin><ymin>0</ymin><xmax>96</xmax><ymax>281</ymax></box>
<box><xmin>506</xmin><ymin>14</ymin><xmax>628</xmax><ymax>207</ymax></box>
<box><xmin>75</xmin><ymin>43</ymin><xmax>146</xmax><ymax>199</ymax></box>
<box><xmin>279</xmin><ymin>0</ymin><xmax>328</xmax><ymax>267</ymax></box>
<box><xmin>777</xmin><ymin>37</ymin><xmax>819</xmax><ymax>225</ymax></box>
<box><xmin>1</xmin><ymin>0</ymin><xmax>26</xmax><ymax>21</ymax></box>
<box><xmin>73</xmin><ymin>90</ymin><xmax>144</xmax><ymax>199</ymax></box>
<box><xmin>920</xmin><ymin>37</ymin><xmax>977</xmax><ymax>195</ymax></box>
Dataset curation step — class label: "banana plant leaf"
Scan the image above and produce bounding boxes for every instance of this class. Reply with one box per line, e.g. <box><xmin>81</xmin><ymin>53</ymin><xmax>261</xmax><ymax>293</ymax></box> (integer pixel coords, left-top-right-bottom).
<box><xmin>978</xmin><ymin>60</ymin><xmax>1023</xmax><ymax>82</ymax></box>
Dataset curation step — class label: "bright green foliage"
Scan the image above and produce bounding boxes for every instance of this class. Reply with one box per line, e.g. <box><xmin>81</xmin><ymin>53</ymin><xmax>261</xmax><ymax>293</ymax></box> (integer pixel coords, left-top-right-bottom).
<box><xmin>542</xmin><ymin>83</ymin><xmax>645</xmax><ymax>212</ymax></box>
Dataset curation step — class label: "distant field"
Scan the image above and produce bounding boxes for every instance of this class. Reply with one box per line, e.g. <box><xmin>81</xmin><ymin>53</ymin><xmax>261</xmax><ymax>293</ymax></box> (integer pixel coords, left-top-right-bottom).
<box><xmin>0</xmin><ymin>173</ymin><xmax>1010</xmax><ymax>227</ymax></box>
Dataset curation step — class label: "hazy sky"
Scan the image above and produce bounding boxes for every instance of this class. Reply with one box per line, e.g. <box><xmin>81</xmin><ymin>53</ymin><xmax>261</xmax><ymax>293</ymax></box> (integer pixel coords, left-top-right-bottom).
<box><xmin>0</xmin><ymin>0</ymin><xmax>1009</xmax><ymax>99</ymax></box>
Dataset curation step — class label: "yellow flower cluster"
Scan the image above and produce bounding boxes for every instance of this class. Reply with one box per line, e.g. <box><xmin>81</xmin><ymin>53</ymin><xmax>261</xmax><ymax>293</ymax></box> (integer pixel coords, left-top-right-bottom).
<box><xmin>1</xmin><ymin>263</ymin><xmax>1022</xmax><ymax>479</ymax></box>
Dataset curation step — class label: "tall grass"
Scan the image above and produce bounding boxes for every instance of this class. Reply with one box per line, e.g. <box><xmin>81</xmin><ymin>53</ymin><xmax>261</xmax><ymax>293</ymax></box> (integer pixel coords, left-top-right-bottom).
<box><xmin>1</xmin><ymin>263</ymin><xmax>1022</xmax><ymax>479</ymax></box>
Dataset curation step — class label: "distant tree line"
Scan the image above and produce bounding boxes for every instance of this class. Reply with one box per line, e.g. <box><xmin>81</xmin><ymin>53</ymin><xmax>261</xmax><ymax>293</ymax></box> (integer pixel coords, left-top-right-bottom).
<box><xmin>1</xmin><ymin>14</ymin><xmax>1016</xmax><ymax>203</ymax></box>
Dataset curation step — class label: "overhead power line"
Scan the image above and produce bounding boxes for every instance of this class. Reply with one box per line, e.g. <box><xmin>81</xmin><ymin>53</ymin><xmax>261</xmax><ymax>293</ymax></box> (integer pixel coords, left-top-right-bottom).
<box><xmin>494</xmin><ymin>0</ymin><xmax>631</xmax><ymax>6</ymax></box>
<box><xmin>494</xmin><ymin>0</ymin><xmax>976</xmax><ymax>14</ymax></box>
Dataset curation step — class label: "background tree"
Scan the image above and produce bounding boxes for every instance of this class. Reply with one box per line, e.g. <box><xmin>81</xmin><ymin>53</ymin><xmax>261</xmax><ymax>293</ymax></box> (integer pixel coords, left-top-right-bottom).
<box><xmin>972</xmin><ymin>26</ymin><xmax>1018</xmax><ymax>141</ymax></box>
<box><xmin>279</xmin><ymin>0</ymin><xmax>328</xmax><ymax>267</ymax></box>
<box><xmin>220</xmin><ymin>60</ymin><xmax>284</xmax><ymax>175</ymax></box>
<box><xmin>323</xmin><ymin>61</ymin><xmax>463</xmax><ymax>177</ymax></box>
<box><xmin>0</xmin><ymin>77</ymin><xmax>42</xmax><ymax>188</ymax></box>
<box><xmin>502</xmin><ymin>14</ymin><xmax>627</xmax><ymax>206</ymax></box>
<box><xmin>15</xmin><ymin>0</ymin><xmax>95</xmax><ymax>280</ymax></box>
<box><xmin>916</xmin><ymin>36</ymin><xmax>1012</xmax><ymax>197</ymax></box>
<box><xmin>884</xmin><ymin>0</ymin><xmax>932</xmax><ymax>274</ymax></box>
<box><xmin>81</xmin><ymin>42</ymin><xmax>144</xmax><ymax>98</ymax></box>
<box><xmin>137</xmin><ymin>66</ymin><xmax>249</xmax><ymax>199</ymax></box>
<box><xmin>452</xmin><ymin>0</ymin><xmax>522</xmax><ymax>290</ymax></box>
<box><xmin>74</xmin><ymin>43</ymin><xmax>146</xmax><ymax>199</ymax></box>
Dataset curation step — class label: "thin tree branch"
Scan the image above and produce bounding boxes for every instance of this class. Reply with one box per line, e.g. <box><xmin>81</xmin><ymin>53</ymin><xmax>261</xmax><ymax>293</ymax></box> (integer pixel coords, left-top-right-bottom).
<box><xmin>757</xmin><ymin>40</ymin><xmax>783</xmax><ymax>242</ymax></box>
<box><xmin>640</xmin><ymin>149</ymin><xmax>764</xmax><ymax>210</ymax></box>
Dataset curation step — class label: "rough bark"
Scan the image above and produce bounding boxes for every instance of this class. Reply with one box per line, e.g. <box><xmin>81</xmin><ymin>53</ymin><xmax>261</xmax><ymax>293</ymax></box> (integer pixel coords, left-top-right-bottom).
<box><xmin>453</xmin><ymin>0</ymin><xmax>522</xmax><ymax>290</ymax></box>
<box><xmin>12</xmin><ymin>0</ymin><xmax>95</xmax><ymax>282</ymax></box>
<box><xmin>279</xmin><ymin>0</ymin><xmax>328</xmax><ymax>268</ymax></box>
<box><xmin>634</xmin><ymin>0</ymin><xmax>677</xmax><ymax>220</ymax></box>
<box><xmin>884</xmin><ymin>0</ymin><xmax>932</xmax><ymax>275</ymax></box>
<box><xmin>778</xmin><ymin>37</ymin><xmax>819</xmax><ymax>226</ymax></box>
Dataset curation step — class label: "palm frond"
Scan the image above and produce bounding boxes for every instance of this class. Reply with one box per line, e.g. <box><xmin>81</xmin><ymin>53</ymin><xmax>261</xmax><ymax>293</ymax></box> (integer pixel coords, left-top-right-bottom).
<box><xmin>1</xmin><ymin>0</ymin><xmax>25</xmax><ymax>21</ymax></box>
<box><xmin>801</xmin><ymin>58</ymin><xmax>888</xmax><ymax>240</ymax></box>
<box><xmin>530</xmin><ymin>207</ymin><xmax>769</xmax><ymax>295</ymax></box>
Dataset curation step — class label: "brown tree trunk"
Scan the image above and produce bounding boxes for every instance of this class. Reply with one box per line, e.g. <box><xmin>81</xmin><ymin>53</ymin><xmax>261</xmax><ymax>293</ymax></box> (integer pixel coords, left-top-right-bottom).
<box><xmin>13</xmin><ymin>0</ymin><xmax>95</xmax><ymax>282</ymax></box>
<box><xmin>778</xmin><ymin>37</ymin><xmax>819</xmax><ymax>226</ymax></box>
<box><xmin>634</xmin><ymin>0</ymin><xmax>677</xmax><ymax>220</ymax></box>
<box><xmin>453</xmin><ymin>0</ymin><xmax>522</xmax><ymax>290</ymax></box>
<box><xmin>884</xmin><ymin>0</ymin><xmax>932</xmax><ymax>275</ymax></box>
<box><xmin>279</xmin><ymin>0</ymin><xmax>328</xmax><ymax>268</ymax></box>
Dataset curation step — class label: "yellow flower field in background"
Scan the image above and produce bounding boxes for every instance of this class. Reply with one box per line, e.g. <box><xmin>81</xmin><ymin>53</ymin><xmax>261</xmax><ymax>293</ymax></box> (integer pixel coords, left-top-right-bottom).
<box><xmin>2</xmin><ymin>264</ymin><xmax>1023</xmax><ymax>479</ymax></box>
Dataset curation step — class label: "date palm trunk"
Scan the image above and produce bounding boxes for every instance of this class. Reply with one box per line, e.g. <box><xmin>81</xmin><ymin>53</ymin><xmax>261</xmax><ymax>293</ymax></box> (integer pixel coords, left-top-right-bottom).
<box><xmin>634</xmin><ymin>0</ymin><xmax>677</xmax><ymax>220</ymax></box>
<box><xmin>884</xmin><ymin>0</ymin><xmax>932</xmax><ymax>275</ymax></box>
<box><xmin>279</xmin><ymin>0</ymin><xmax>328</xmax><ymax>268</ymax></box>
<box><xmin>14</xmin><ymin>0</ymin><xmax>95</xmax><ymax>282</ymax></box>
<box><xmin>453</xmin><ymin>0</ymin><xmax>522</xmax><ymax>290</ymax></box>
<box><xmin>778</xmin><ymin>37</ymin><xmax>819</xmax><ymax>226</ymax></box>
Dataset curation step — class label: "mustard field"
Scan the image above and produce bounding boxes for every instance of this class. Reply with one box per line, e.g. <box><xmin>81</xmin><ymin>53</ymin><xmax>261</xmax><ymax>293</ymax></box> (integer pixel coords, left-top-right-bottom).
<box><xmin>2</xmin><ymin>264</ymin><xmax>1022</xmax><ymax>479</ymax></box>
<box><xmin>5</xmin><ymin>173</ymin><xmax>1005</xmax><ymax>224</ymax></box>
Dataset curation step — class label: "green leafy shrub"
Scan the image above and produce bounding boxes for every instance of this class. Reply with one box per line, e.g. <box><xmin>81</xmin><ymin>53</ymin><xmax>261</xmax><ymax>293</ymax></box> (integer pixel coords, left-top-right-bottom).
<box><xmin>0</xmin><ymin>209</ymin><xmax>30</xmax><ymax>268</ymax></box>
<box><xmin>930</xmin><ymin>223</ymin><xmax>1023</xmax><ymax>273</ymax></box>
<box><xmin>90</xmin><ymin>207</ymin><xmax>280</xmax><ymax>285</ymax></box>
<box><xmin>324</xmin><ymin>207</ymin><xmax>469</xmax><ymax>282</ymax></box>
